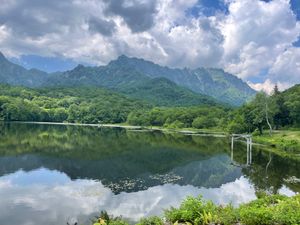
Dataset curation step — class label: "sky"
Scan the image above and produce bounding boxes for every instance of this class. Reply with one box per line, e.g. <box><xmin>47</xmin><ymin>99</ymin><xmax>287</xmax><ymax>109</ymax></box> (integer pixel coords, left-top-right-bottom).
<box><xmin>0</xmin><ymin>0</ymin><xmax>300</xmax><ymax>93</ymax></box>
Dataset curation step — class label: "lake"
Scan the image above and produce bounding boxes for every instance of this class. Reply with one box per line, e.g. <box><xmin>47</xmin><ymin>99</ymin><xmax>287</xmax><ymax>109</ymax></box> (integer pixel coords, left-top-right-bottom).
<box><xmin>0</xmin><ymin>122</ymin><xmax>299</xmax><ymax>225</ymax></box>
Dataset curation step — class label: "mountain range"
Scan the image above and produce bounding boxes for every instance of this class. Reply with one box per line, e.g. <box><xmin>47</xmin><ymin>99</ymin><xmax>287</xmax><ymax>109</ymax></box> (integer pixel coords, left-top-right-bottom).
<box><xmin>0</xmin><ymin>51</ymin><xmax>255</xmax><ymax>106</ymax></box>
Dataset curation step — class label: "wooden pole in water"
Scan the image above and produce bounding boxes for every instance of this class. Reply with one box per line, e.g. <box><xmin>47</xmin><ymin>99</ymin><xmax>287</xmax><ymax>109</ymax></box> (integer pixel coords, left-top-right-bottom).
<box><xmin>230</xmin><ymin>134</ymin><xmax>252</xmax><ymax>166</ymax></box>
<box><xmin>249</xmin><ymin>137</ymin><xmax>252</xmax><ymax>164</ymax></box>
<box><xmin>246</xmin><ymin>138</ymin><xmax>249</xmax><ymax>165</ymax></box>
<box><xmin>231</xmin><ymin>136</ymin><xmax>234</xmax><ymax>161</ymax></box>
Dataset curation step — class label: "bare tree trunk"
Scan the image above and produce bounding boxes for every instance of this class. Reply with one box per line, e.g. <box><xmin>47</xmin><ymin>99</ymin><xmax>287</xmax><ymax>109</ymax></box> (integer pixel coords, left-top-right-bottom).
<box><xmin>265</xmin><ymin>98</ymin><xmax>272</xmax><ymax>136</ymax></box>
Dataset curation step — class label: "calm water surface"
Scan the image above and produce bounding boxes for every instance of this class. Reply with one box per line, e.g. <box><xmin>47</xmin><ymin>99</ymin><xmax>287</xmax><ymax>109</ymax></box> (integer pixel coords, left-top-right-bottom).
<box><xmin>0</xmin><ymin>123</ymin><xmax>299</xmax><ymax>225</ymax></box>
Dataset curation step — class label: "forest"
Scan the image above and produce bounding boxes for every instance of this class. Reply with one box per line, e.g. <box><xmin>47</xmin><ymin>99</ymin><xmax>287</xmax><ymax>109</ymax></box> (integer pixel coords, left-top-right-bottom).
<box><xmin>0</xmin><ymin>84</ymin><xmax>149</xmax><ymax>124</ymax></box>
<box><xmin>0</xmin><ymin>84</ymin><xmax>300</xmax><ymax>134</ymax></box>
<box><xmin>128</xmin><ymin>84</ymin><xmax>300</xmax><ymax>133</ymax></box>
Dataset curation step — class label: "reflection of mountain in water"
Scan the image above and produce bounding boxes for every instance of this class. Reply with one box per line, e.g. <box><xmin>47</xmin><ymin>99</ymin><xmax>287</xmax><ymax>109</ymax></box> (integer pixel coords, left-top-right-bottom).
<box><xmin>0</xmin><ymin>152</ymin><xmax>242</xmax><ymax>194</ymax></box>
<box><xmin>100</xmin><ymin>154</ymin><xmax>242</xmax><ymax>193</ymax></box>
<box><xmin>172</xmin><ymin>154</ymin><xmax>241</xmax><ymax>187</ymax></box>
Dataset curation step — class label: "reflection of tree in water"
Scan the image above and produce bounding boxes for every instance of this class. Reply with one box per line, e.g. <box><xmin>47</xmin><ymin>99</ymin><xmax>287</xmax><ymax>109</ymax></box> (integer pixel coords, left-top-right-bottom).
<box><xmin>0</xmin><ymin>122</ymin><xmax>299</xmax><ymax>194</ymax></box>
<box><xmin>0</xmin><ymin>123</ymin><xmax>243</xmax><ymax>193</ymax></box>
<box><xmin>0</xmin><ymin>123</ymin><xmax>228</xmax><ymax>159</ymax></box>
<box><xmin>231</xmin><ymin>141</ymin><xmax>300</xmax><ymax>194</ymax></box>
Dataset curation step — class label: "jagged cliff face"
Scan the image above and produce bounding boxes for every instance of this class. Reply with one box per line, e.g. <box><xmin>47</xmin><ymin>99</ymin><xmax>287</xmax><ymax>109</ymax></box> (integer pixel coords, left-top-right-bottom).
<box><xmin>107</xmin><ymin>56</ymin><xmax>256</xmax><ymax>105</ymax></box>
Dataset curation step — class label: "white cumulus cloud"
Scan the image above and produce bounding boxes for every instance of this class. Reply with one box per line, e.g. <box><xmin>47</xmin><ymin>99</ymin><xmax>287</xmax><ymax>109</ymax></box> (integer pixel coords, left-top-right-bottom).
<box><xmin>0</xmin><ymin>0</ymin><xmax>299</xmax><ymax>89</ymax></box>
<box><xmin>221</xmin><ymin>0</ymin><xmax>300</xmax><ymax>80</ymax></box>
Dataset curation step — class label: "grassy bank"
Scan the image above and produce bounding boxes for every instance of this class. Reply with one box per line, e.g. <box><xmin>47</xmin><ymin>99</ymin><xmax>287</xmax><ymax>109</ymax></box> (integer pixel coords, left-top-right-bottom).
<box><xmin>253</xmin><ymin>130</ymin><xmax>300</xmax><ymax>159</ymax></box>
<box><xmin>90</xmin><ymin>194</ymin><xmax>300</xmax><ymax>225</ymax></box>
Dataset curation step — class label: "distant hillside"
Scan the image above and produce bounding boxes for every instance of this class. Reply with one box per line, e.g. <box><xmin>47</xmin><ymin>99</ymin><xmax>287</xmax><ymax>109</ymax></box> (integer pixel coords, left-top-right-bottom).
<box><xmin>0</xmin><ymin>52</ymin><xmax>255</xmax><ymax>106</ymax></box>
<box><xmin>117</xmin><ymin>77</ymin><xmax>218</xmax><ymax>107</ymax></box>
<box><xmin>0</xmin><ymin>52</ymin><xmax>48</xmax><ymax>87</ymax></box>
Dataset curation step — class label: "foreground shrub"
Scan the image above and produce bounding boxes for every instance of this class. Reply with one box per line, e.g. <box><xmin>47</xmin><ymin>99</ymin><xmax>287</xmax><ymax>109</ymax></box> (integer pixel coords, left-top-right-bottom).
<box><xmin>136</xmin><ymin>216</ymin><xmax>164</xmax><ymax>225</ymax></box>
<box><xmin>164</xmin><ymin>194</ymin><xmax>300</xmax><ymax>225</ymax></box>
<box><xmin>91</xmin><ymin>195</ymin><xmax>300</xmax><ymax>225</ymax></box>
<box><xmin>92</xmin><ymin>211</ymin><xmax>129</xmax><ymax>225</ymax></box>
<box><xmin>164</xmin><ymin>196</ymin><xmax>218</xmax><ymax>224</ymax></box>
<box><xmin>272</xmin><ymin>194</ymin><xmax>300</xmax><ymax>224</ymax></box>
<box><xmin>215</xmin><ymin>204</ymin><xmax>239</xmax><ymax>225</ymax></box>
<box><xmin>239</xmin><ymin>194</ymin><xmax>300</xmax><ymax>225</ymax></box>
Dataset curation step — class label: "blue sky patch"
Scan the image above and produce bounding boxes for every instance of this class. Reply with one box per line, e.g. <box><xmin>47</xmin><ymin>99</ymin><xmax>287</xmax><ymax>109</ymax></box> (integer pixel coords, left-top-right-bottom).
<box><xmin>291</xmin><ymin>0</ymin><xmax>300</xmax><ymax>20</ymax></box>
<box><xmin>293</xmin><ymin>36</ymin><xmax>300</xmax><ymax>47</ymax></box>
<box><xmin>187</xmin><ymin>0</ymin><xmax>228</xmax><ymax>17</ymax></box>
<box><xmin>10</xmin><ymin>55</ymin><xmax>80</xmax><ymax>73</ymax></box>
<box><xmin>248</xmin><ymin>68</ymin><xmax>270</xmax><ymax>83</ymax></box>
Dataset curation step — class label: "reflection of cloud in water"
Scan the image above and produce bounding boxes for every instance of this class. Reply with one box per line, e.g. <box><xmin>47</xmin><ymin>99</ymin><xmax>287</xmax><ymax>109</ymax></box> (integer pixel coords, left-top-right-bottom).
<box><xmin>278</xmin><ymin>185</ymin><xmax>297</xmax><ymax>197</ymax></box>
<box><xmin>0</xmin><ymin>169</ymin><xmax>295</xmax><ymax>225</ymax></box>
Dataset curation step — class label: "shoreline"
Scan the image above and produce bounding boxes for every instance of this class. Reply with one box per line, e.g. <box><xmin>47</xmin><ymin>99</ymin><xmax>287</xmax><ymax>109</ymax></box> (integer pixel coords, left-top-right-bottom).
<box><xmin>7</xmin><ymin>121</ymin><xmax>229</xmax><ymax>137</ymax></box>
<box><xmin>15</xmin><ymin>121</ymin><xmax>143</xmax><ymax>130</ymax></box>
<box><xmin>3</xmin><ymin>121</ymin><xmax>300</xmax><ymax>159</ymax></box>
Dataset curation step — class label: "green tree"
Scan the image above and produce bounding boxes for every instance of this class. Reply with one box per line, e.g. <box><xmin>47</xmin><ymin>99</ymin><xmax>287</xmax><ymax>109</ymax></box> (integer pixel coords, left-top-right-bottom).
<box><xmin>247</xmin><ymin>92</ymin><xmax>275</xmax><ymax>135</ymax></box>
<box><xmin>53</xmin><ymin>108</ymin><xmax>68</xmax><ymax>122</ymax></box>
<box><xmin>192</xmin><ymin>116</ymin><xmax>217</xmax><ymax>129</ymax></box>
<box><xmin>272</xmin><ymin>86</ymin><xmax>290</xmax><ymax>129</ymax></box>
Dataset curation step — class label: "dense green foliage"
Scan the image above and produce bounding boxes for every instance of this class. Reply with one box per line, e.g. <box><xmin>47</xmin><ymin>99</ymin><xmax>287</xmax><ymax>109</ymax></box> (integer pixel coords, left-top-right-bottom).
<box><xmin>91</xmin><ymin>211</ymin><xmax>129</xmax><ymax>225</ymax></box>
<box><xmin>0</xmin><ymin>84</ymin><xmax>229</xmax><ymax>127</ymax></box>
<box><xmin>282</xmin><ymin>84</ymin><xmax>300</xmax><ymax>126</ymax></box>
<box><xmin>228</xmin><ymin>85</ymin><xmax>300</xmax><ymax>134</ymax></box>
<box><xmin>128</xmin><ymin>96</ymin><xmax>300</xmax><ymax>140</ymax></box>
<box><xmin>1</xmin><ymin>83</ymin><xmax>300</xmax><ymax>137</ymax></box>
<box><xmin>238</xmin><ymin>194</ymin><xmax>300</xmax><ymax>225</ymax></box>
<box><xmin>136</xmin><ymin>216</ymin><xmax>163</xmax><ymax>225</ymax></box>
<box><xmin>127</xmin><ymin>106</ymin><xmax>229</xmax><ymax>129</ymax></box>
<box><xmin>224</xmin><ymin>85</ymin><xmax>300</xmax><ymax>155</ymax></box>
<box><xmin>0</xmin><ymin>84</ymin><xmax>149</xmax><ymax>124</ymax></box>
<box><xmin>92</xmin><ymin>194</ymin><xmax>300</xmax><ymax>225</ymax></box>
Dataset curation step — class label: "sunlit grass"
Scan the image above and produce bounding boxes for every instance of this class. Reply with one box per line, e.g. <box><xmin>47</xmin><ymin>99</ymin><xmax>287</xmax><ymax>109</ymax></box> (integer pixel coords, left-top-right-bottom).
<box><xmin>253</xmin><ymin>130</ymin><xmax>300</xmax><ymax>158</ymax></box>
